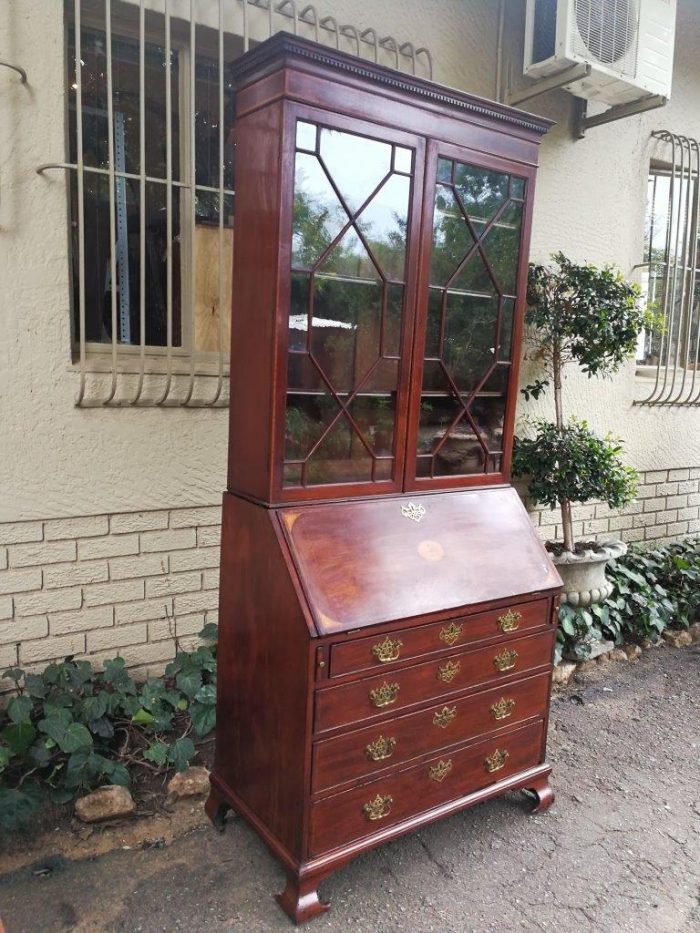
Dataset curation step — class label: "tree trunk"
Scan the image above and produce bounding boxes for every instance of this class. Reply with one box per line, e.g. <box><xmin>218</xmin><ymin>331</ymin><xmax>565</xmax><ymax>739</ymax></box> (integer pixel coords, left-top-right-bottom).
<box><xmin>552</xmin><ymin>339</ymin><xmax>574</xmax><ymax>551</ymax></box>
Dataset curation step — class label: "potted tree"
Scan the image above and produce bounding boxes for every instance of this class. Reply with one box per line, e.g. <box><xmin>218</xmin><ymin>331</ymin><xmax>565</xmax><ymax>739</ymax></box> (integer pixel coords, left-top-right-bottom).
<box><xmin>513</xmin><ymin>252</ymin><xmax>654</xmax><ymax>611</ymax></box>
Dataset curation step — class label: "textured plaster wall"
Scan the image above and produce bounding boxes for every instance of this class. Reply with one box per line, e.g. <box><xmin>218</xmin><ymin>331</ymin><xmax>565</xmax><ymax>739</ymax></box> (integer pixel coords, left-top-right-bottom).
<box><xmin>0</xmin><ymin>0</ymin><xmax>698</xmax><ymax>526</ymax></box>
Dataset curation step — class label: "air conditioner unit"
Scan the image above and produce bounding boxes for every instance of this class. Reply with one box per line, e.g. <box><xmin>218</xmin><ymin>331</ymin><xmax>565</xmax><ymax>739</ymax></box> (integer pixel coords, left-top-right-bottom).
<box><xmin>524</xmin><ymin>0</ymin><xmax>677</xmax><ymax>106</ymax></box>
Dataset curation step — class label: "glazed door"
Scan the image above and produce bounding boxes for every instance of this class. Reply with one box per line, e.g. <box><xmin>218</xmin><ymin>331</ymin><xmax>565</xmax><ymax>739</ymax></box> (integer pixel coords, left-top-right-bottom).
<box><xmin>405</xmin><ymin>141</ymin><xmax>535</xmax><ymax>490</ymax></box>
<box><xmin>275</xmin><ymin>107</ymin><xmax>427</xmax><ymax>501</ymax></box>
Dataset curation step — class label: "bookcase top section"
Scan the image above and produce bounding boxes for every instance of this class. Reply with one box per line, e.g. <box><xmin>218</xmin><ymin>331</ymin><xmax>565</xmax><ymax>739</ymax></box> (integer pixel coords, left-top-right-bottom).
<box><xmin>231</xmin><ymin>32</ymin><xmax>553</xmax><ymax>138</ymax></box>
<box><xmin>278</xmin><ymin>488</ymin><xmax>562</xmax><ymax>636</ymax></box>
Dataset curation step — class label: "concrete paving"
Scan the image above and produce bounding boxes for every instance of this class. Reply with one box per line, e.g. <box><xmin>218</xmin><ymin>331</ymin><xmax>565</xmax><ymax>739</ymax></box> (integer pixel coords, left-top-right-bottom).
<box><xmin>1</xmin><ymin>644</ymin><xmax>699</xmax><ymax>933</ymax></box>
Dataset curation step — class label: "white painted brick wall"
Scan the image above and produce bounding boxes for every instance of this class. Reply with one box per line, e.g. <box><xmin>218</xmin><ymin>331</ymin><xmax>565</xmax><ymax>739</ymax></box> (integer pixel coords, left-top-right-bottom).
<box><xmin>0</xmin><ymin>472</ymin><xmax>698</xmax><ymax>689</ymax></box>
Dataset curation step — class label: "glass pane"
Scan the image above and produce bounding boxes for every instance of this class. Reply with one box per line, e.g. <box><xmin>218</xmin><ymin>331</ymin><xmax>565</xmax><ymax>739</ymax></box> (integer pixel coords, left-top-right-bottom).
<box><xmin>374</xmin><ymin>459</ymin><xmax>393</xmax><ymax>481</ymax></box>
<box><xmin>417</xmin><ymin>395</ymin><xmax>462</xmax><ymax>457</ymax></box>
<box><xmin>511</xmin><ymin>176</ymin><xmax>525</xmax><ymax>199</ymax></box>
<box><xmin>425</xmin><ymin>289</ymin><xmax>442</xmax><ymax>358</ymax></box>
<box><xmin>348</xmin><ymin>395</ymin><xmax>396</xmax><ymax>455</ymax></box>
<box><xmin>292</xmin><ymin>152</ymin><xmax>346</xmax><ymax>269</ymax></box>
<box><xmin>471</xmin><ymin>397</ymin><xmax>506</xmax><ymax>452</ymax></box>
<box><xmin>499</xmin><ymin>298</ymin><xmax>515</xmax><ymax>360</ymax></box>
<box><xmin>437</xmin><ymin>158</ymin><xmax>453</xmax><ymax>183</ymax></box>
<box><xmin>288</xmin><ymin>273</ymin><xmax>310</xmax><ymax>351</ymax></box>
<box><xmin>283</xmin><ymin>463</ymin><xmax>303</xmax><ymax>486</ymax></box>
<box><xmin>310</xmin><ymin>276</ymin><xmax>382</xmax><ymax>394</ymax></box>
<box><xmin>296</xmin><ymin>120</ymin><xmax>317</xmax><ymax>151</ymax></box>
<box><xmin>482</xmin><ymin>202</ymin><xmax>523</xmax><ymax>296</ymax></box>
<box><xmin>443</xmin><ymin>293</ymin><xmax>498</xmax><ymax>392</ymax></box>
<box><xmin>318</xmin><ymin>226</ymin><xmax>380</xmax><ymax>282</ymax></box>
<box><xmin>394</xmin><ymin>146</ymin><xmax>413</xmax><ymax>174</ymax></box>
<box><xmin>481</xmin><ymin>364</ymin><xmax>509</xmax><ymax>395</ymax></box>
<box><xmin>285</xmin><ymin>392</ymin><xmax>341</xmax><ymax>460</ymax></box>
<box><xmin>356</xmin><ymin>173</ymin><xmax>411</xmax><ymax>280</ymax></box>
<box><xmin>430</xmin><ymin>186</ymin><xmax>474</xmax><ymax>287</ymax></box>
<box><xmin>451</xmin><ymin>251</ymin><xmax>497</xmax><ymax>296</ymax></box>
<box><xmin>308</xmin><ymin>417</ymin><xmax>373</xmax><ymax>485</ymax></box>
<box><xmin>454</xmin><ymin>164</ymin><xmax>509</xmax><ymax>224</ymax></box>
<box><xmin>319</xmin><ymin>127</ymin><xmax>391</xmax><ymax>213</ymax></box>
<box><xmin>384</xmin><ymin>284</ymin><xmax>404</xmax><ymax>358</ymax></box>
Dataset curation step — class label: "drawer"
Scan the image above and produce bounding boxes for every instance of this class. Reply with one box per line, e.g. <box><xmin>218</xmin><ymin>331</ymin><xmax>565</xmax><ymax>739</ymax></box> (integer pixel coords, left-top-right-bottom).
<box><xmin>315</xmin><ymin>630</ymin><xmax>554</xmax><ymax>734</ymax></box>
<box><xmin>312</xmin><ymin>671</ymin><xmax>551</xmax><ymax>795</ymax></box>
<box><xmin>328</xmin><ymin>598</ymin><xmax>550</xmax><ymax>678</ymax></box>
<box><xmin>309</xmin><ymin>719</ymin><xmax>545</xmax><ymax>856</ymax></box>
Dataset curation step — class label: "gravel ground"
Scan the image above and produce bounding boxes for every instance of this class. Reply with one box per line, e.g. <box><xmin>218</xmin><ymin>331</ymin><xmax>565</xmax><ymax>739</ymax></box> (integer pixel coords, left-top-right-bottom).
<box><xmin>1</xmin><ymin>644</ymin><xmax>699</xmax><ymax>933</ymax></box>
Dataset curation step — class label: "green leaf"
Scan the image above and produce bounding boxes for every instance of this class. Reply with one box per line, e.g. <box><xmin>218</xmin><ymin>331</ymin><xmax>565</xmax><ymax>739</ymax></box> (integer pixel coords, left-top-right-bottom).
<box><xmin>0</xmin><ymin>745</ymin><xmax>13</xmax><ymax>770</ymax></box>
<box><xmin>176</xmin><ymin>671</ymin><xmax>202</xmax><ymax>700</ymax></box>
<box><xmin>189</xmin><ymin>702</ymin><xmax>216</xmax><ymax>737</ymax></box>
<box><xmin>7</xmin><ymin>695</ymin><xmax>33</xmax><ymax>724</ymax></box>
<box><xmin>0</xmin><ymin>787</ymin><xmax>39</xmax><ymax>831</ymax></box>
<box><xmin>38</xmin><ymin>709</ymin><xmax>72</xmax><ymax>744</ymax></box>
<box><xmin>24</xmin><ymin>674</ymin><xmax>48</xmax><ymax>699</ymax></box>
<box><xmin>144</xmin><ymin>741</ymin><xmax>169</xmax><ymax>766</ymax></box>
<box><xmin>1</xmin><ymin>668</ymin><xmax>24</xmax><ymax>685</ymax></box>
<box><xmin>57</xmin><ymin>723</ymin><xmax>93</xmax><ymax>754</ymax></box>
<box><xmin>131</xmin><ymin>708</ymin><xmax>155</xmax><ymax>725</ymax></box>
<box><xmin>198</xmin><ymin>622</ymin><xmax>219</xmax><ymax>642</ymax></box>
<box><xmin>2</xmin><ymin>722</ymin><xmax>37</xmax><ymax>756</ymax></box>
<box><xmin>168</xmin><ymin>737</ymin><xmax>195</xmax><ymax>772</ymax></box>
<box><xmin>194</xmin><ymin>684</ymin><xmax>216</xmax><ymax>705</ymax></box>
<box><xmin>82</xmin><ymin>693</ymin><xmax>108</xmax><ymax>722</ymax></box>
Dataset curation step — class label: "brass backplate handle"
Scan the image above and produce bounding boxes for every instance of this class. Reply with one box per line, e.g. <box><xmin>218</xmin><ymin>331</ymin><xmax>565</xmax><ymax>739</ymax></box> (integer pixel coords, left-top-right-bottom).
<box><xmin>439</xmin><ymin>622</ymin><xmax>463</xmax><ymax>647</ymax></box>
<box><xmin>484</xmin><ymin>748</ymin><xmax>509</xmax><ymax>773</ymax></box>
<box><xmin>372</xmin><ymin>635</ymin><xmax>402</xmax><ymax>663</ymax></box>
<box><xmin>437</xmin><ymin>660</ymin><xmax>461</xmax><ymax>683</ymax></box>
<box><xmin>493</xmin><ymin>648</ymin><xmax>518</xmax><ymax>672</ymax></box>
<box><xmin>490</xmin><ymin>697</ymin><xmax>516</xmax><ymax>721</ymax></box>
<box><xmin>369</xmin><ymin>681</ymin><xmax>400</xmax><ymax>708</ymax></box>
<box><xmin>363</xmin><ymin>793</ymin><xmax>393</xmax><ymax>821</ymax></box>
<box><xmin>433</xmin><ymin>705</ymin><xmax>457</xmax><ymax>728</ymax></box>
<box><xmin>498</xmin><ymin>609</ymin><xmax>522</xmax><ymax>632</ymax></box>
<box><xmin>428</xmin><ymin>759</ymin><xmax>453</xmax><ymax>782</ymax></box>
<box><xmin>365</xmin><ymin>735</ymin><xmax>397</xmax><ymax>761</ymax></box>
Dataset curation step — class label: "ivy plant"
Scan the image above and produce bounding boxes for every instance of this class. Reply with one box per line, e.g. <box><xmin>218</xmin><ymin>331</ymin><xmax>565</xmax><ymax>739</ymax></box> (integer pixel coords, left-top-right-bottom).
<box><xmin>514</xmin><ymin>252</ymin><xmax>655</xmax><ymax>551</ymax></box>
<box><xmin>0</xmin><ymin>623</ymin><xmax>217</xmax><ymax>832</ymax></box>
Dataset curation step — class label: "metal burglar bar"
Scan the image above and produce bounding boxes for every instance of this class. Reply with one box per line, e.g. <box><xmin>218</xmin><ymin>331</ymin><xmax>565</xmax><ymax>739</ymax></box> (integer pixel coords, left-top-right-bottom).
<box><xmin>36</xmin><ymin>0</ymin><xmax>433</xmax><ymax>408</ymax></box>
<box><xmin>637</xmin><ymin>130</ymin><xmax>700</xmax><ymax>406</ymax></box>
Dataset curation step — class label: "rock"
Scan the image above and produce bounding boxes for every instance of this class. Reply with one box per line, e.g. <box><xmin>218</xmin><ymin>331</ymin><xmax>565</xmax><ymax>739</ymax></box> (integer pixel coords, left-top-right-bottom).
<box><xmin>623</xmin><ymin>643</ymin><xmax>642</xmax><ymax>661</ymax></box>
<box><xmin>564</xmin><ymin>638</ymin><xmax>614</xmax><ymax>663</ymax></box>
<box><xmin>166</xmin><ymin>766</ymin><xmax>210</xmax><ymax>801</ymax></box>
<box><xmin>552</xmin><ymin>662</ymin><xmax>576</xmax><ymax>686</ymax></box>
<box><xmin>75</xmin><ymin>786</ymin><xmax>135</xmax><ymax>823</ymax></box>
<box><xmin>663</xmin><ymin>629</ymin><xmax>693</xmax><ymax>648</ymax></box>
<box><xmin>577</xmin><ymin>659</ymin><xmax>598</xmax><ymax>673</ymax></box>
<box><xmin>609</xmin><ymin>648</ymin><xmax>629</xmax><ymax>662</ymax></box>
<box><xmin>688</xmin><ymin>622</ymin><xmax>700</xmax><ymax>643</ymax></box>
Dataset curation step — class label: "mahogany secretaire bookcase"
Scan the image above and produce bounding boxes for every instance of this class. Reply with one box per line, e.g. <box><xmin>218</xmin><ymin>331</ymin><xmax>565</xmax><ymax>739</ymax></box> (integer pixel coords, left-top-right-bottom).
<box><xmin>206</xmin><ymin>32</ymin><xmax>562</xmax><ymax>924</ymax></box>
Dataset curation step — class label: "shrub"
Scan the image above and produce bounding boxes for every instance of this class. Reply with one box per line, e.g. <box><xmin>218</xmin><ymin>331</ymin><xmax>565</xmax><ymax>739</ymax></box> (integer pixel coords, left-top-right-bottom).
<box><xmin>0</xmin><ymin>623</ymin><xmax>217</xmax><ymax>832</ymax></box>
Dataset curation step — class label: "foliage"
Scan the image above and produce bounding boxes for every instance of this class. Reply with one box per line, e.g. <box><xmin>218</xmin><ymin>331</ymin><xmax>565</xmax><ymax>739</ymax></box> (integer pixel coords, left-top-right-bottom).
<box><xmin>0</xmin><ymin>623</ymin><xmax>217</xmax><ymax>833</ymax></box>
<box><xmin>554</xmin><ymin>539</ymin><xmax>700</xmax><ymax>659</ymax></box>
<box><xmin>516</xmin><ymin>253</ymin><xmax>649</xmax><ymax>550</ymax></box>
<box><xmin>512</xmin><ymin>418</ymin><xmax>637</xmax><ymax>512</ymax></box>
<box><xmin>525</xmin><ymin>252</ymin><xmax>651</xmax><ymax>378</ymax></box>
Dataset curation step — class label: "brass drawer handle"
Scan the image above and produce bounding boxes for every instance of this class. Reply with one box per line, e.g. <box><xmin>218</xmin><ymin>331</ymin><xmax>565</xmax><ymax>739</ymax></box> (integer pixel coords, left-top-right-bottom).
<box><xmin>498</xmin><ymin>609</ymin><xmax>522</xmax><ymax>632</ymax></box>
<box><xmin>428</xmin><ymin>759</ymin><xmax>453</xmax><ymax>782</ymax></box>
<box><xmin>439</xmin><ymin>622</ymin><xmax>463</xmax><ymax>647</ymax></box>
<box><xmin>484</xmin><ymin>748</ymin><xmax>509</xmax><ymax>773</ymax></box>
<box><xmin>490</xmin><ymin>697</ymin><xmax>515</xmax><ymax>721</ymax></box>
<box><xmin>433</xmin><ymin>705</ymin><xmax>457</xmax><ymax>728</ymax></box>
<box><xmin>493</xmin><ymin>648</ymin><xmax>518</xmax><ymax>672</ymax></box>
<box><xmin>365</xmin><ymin>735</ymin><xmax>397</xmax><ymax>761</ymax></box>
<box><xmin>437</xmin><ymin>660</ymin><xmax>460</xmax><ymax>683</ymax></box>
<box><xmin>369</xmin><ymin>681</ymin><xmax>400</xmax><ymax>708</ymax></box>
<box><xmin>363</xmin><ymin>793</ymin><xmax>393</xmax><ymax>821</ymax></box>
<box><xmin>372</xmin><ymin>635</ymin><xmax>402</xmax><ymax>663</ymax></box>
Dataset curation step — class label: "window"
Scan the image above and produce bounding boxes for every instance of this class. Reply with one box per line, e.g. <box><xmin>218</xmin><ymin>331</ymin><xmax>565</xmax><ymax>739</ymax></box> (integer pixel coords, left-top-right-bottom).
<box><xmin>638</xmin><ymin>131</ymin><xmax>700</xmax><ymax>406</ymax></box>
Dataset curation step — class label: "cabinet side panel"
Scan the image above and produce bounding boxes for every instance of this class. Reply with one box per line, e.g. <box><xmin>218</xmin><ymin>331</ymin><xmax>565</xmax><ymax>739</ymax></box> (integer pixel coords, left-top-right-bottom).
<box><xmin>227</xmin><ymin>102</ymin><xmax>284</xmax><ymax>500</ymax></box>
<box><xmin>214</xmin><ymin>493</ymin><xmax>310</xmax><ymax>858</ymax></box>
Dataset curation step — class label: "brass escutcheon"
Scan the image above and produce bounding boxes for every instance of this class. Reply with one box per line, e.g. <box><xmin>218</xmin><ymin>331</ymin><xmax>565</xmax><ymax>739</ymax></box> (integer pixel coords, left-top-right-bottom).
<box><xmin>369</xmin><ymin>681</ymin><xmax>400</xmax><ymax>708</ymax></box>
<box><xmin>439</xmin><ymin>622</ymin><xmax>463</xmax><ymax>647</ymax></box>
<box><xmin>498</xmin><ymin>609</ymin><xmax>522</xmax><ymax>632</ymax></box>
<box><xmin>437</xmin><ymin>660</ymin><xmax>461</xmax><ymax>683</ymax></box>
<box><xmin>433</xmin><ymin>705</ymin><xmax>457</xmax><ymax>728</ymax></box>
<box><xmin>371</xmin><ymin>635</ymin><xmax>402</xmax><ymax>663</ymax></box>
<box><xmin>365</xmin><ymin>735</ymin><xmax>397</xmax><ymax>761</ymax></box>
<box><xmin>428</xmin><ymin>759</ymin><xmax>453</xmax><ymax>782</ymax></box>
<box><xmin>493</xmin><ymin>648</ymin><xmax>518</xmax><ymax>672</ymax></box>
<box><xmin>484</xmin><ymin>748</ymin><xmax>509</xmax><ymax>773</ymax></box>
<box><xmin>363</xmin><ymin>793</ymin><xmax>393</xmax><ymax>821</ymax></box>
<box><xmin>490</xmin><ymin>697</ymin><xmax>516</xmax><ymax>721</ymax></box>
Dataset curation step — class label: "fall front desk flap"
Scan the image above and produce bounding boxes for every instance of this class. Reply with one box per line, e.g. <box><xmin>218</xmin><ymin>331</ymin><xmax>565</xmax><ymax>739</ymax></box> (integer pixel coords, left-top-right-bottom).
<box><xmin>278</xmin><ymin>487</ymin><xmax>562</xmax><ymax>636</ymax></box>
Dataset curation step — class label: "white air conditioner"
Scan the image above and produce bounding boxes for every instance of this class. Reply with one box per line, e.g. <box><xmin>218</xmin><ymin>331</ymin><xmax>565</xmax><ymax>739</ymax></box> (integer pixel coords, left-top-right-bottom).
<box><xmin>524</xmin><ymin>0</ymin><xmax>677</xmax><ymax>106</ymax></box>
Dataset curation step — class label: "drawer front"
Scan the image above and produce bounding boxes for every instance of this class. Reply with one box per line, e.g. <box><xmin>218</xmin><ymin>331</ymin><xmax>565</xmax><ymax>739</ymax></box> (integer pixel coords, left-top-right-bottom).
<box><xmin>315</xmin><ymin>630</ymin><xmax>554</xmax><ymax>734</ymax></box>
<box><xmin>312</xmin><ymin>671</ymin><xmax>550</xmax><ymax>795</ymax></box>
<box><xmin>329</xmin><ymin>599</ymin><xmax>550</xmax><ymax>678</ymax></box>
<box><xmin>310</xmin><ymin>720</ymin><xmax>545</xmax><ymax>856</ymax></box>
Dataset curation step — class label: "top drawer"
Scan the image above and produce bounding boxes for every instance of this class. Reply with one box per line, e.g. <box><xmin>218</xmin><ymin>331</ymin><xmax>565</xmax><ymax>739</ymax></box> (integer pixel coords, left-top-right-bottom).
<box><xmin>329</xmin><ymin>598</ymin><xmax>550</xmax><ymax>678</ymax></box>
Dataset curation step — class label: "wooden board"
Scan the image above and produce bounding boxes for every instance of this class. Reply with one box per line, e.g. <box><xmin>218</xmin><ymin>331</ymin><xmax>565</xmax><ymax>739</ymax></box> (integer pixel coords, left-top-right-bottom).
<box><xmin>194</xmin><ymin>224</ymin><xmax>233</xmax><ymax>353</ymax></box>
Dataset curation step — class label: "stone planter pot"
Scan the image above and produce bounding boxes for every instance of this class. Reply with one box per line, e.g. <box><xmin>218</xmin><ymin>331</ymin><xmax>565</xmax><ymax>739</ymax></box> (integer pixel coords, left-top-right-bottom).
<box><xmin>551</xmin><ymin>540</ymin><xmax>627</xmax><ymax>607</ymax></box>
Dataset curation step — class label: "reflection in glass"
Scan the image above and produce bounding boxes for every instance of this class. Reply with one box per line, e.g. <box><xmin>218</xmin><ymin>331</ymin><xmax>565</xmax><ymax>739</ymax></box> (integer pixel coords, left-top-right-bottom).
<box><xmin>418</xmin><ymin>155</ymin><xmax>522</xmax><ymax>478</ymax></box>
<box><xmin>286</xmin><ymin>122</ymin><xmax>413</xmax><ymax>488</ymax></box>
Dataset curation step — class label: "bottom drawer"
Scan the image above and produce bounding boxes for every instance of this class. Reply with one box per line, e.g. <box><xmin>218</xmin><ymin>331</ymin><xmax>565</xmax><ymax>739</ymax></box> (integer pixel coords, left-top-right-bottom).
<box><xmin>309</xmin><ymin>719</ymin><xmax>544</xmax><ymax>857</ymax></box>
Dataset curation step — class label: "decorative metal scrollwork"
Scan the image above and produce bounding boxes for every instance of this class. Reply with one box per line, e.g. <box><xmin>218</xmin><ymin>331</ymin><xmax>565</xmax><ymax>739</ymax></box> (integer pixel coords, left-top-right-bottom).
<box><xmin>401</xmin><ymin>501</ymin><xmax>426</xmax><ymax>523</ymax></box>
<box><xmin>365</xmin><ymin>735</ymin><xmax>397</xmax><ymax>761</ymax></box>
<box><xmin>433</xmin><ymin>705</ymin><xmax>457</xmax><ymax>728</ymax></box>
<box><xmin>363</xmin><ymin>793</ymin><xmax>393</xmax><ymax>821</ymax></box>
<box><xmin>498</xmin><ymin>609</ymin><xmax>522</xmax><ymax>632</ymax></box>
<box><xmin>428</xmin><ymin>759</ymin><xmax>453</xmax><ymax>782</ymax></box>
<box><xmin>484</xmin><ymin>748</ymin><xmax>509</xmax><ymax>773</ymax></box>
<box><xmin>369</xmin><ymin>681</ymin><xmax>400</xmax><ymax>708</ymax></box>
<box><xmin>437</xmin><ymin>660</ymin><xmax>460</xmax><ymax>683</ymax></box>
<box><xmin>490</xmin><ymin>697</ymin><xmax>516</xmax><ymax>721</ymax></box>
<box><xmin>372</xmin><ymin>635</ymin><xmax>402</xmax><ymax>663</ymax></box>
<box><xmin>439</xmin><ymin>622</ymin><xmax>463</xmax><ymax>647</ymax></box>
<box><xmin>493</xmin><ymin>648</ymin><xmax>518</xmax><ymax>672</ymax></box>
